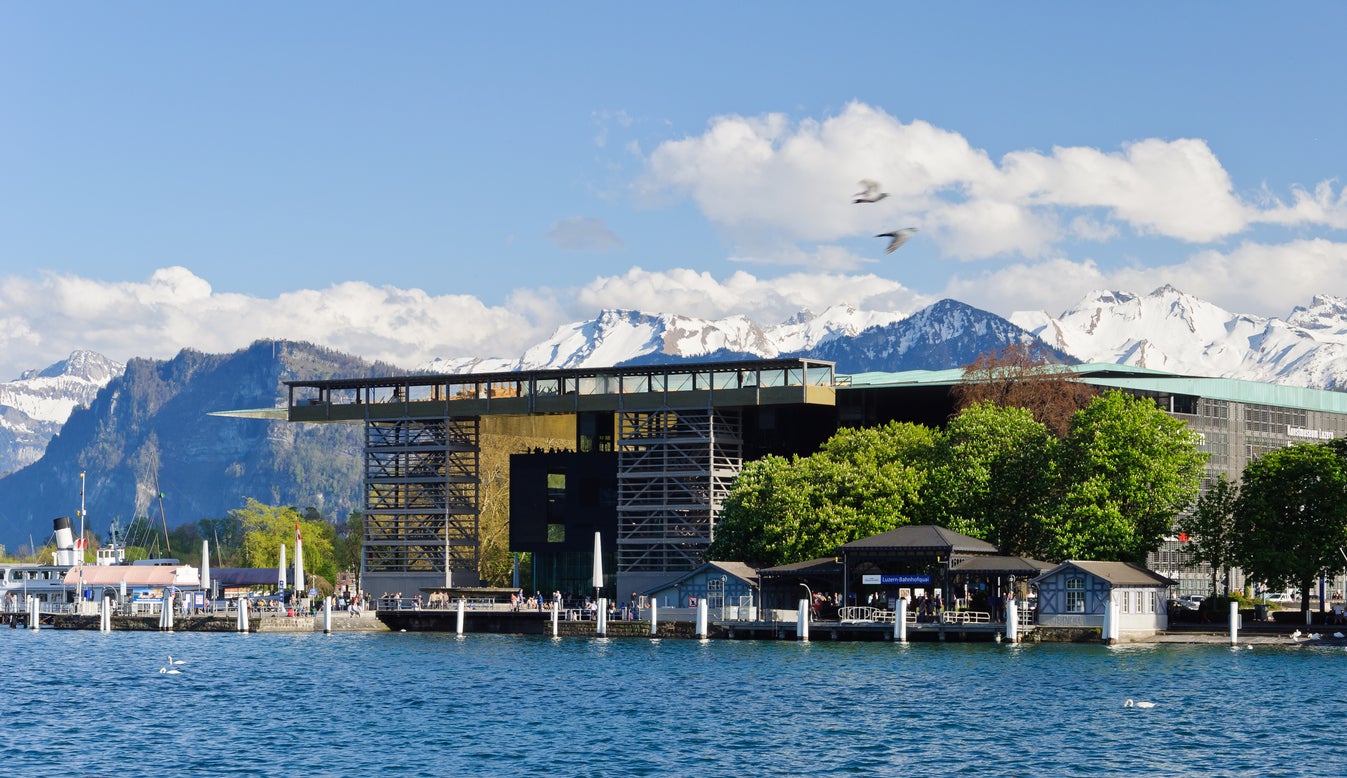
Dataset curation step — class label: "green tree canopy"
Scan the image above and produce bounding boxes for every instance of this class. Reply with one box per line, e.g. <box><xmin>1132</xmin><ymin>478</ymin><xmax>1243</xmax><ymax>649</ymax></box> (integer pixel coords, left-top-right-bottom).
<box><xmin>1235</xmin><ymin>442</ymin><xmax>1347</xmax><ymax>612</ymax></box>
<box><xmin>234</xmin><ymin>498</ymin><xmax>336</xmax><ymax>589</ymax></box>
<box><xmin>1177</xmin><ymin>473</ymin><xmax>1239</xmax><ymax>594</ymax></box>
<box><xmin>710</xmin><ymin>389</ymin><xmax>1206</xmax><ymax>569</ymax></box>
<box><xmin>918</xmin><ymin>402</ymin><xmax>1058</xmax><ymax>557</ymax></box>
<box><xmin>707</xmin><ymin>422</ymin><xmax>934</xmax><ymax>568</ymax></box>
<box><xmin>1055</xmin><ymin>391</ymin><xmax>1206</xmax><ymax>563</ymax></box>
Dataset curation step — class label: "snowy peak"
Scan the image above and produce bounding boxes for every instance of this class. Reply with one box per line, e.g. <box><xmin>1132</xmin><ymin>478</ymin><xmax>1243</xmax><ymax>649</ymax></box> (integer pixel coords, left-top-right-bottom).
<box><xmin>809</xmin><ymin>299</ymin><xmax>1069</xmax><ymax>373</ymax></box>
<box><xmin>1012</xmin><ymin>286</ymin><xmax>1347</xmax><ymax>390</ymax></box>
<box><xmin>1011</xmin><ymin>285</ymin><xmax>1265</xmax><ymax>375</ymax></box>
<box><xmin>0</xmin><ymin>350</ymin><xmax>125</xmax><ymax>475</ymax></box>
<box><xmin>503</xmin><ymin>305</ymin><xmax>915</xmax><ymax>372</ymax></box>
<box><xmin>2</xmin><ymin>350</ymin><xmax>125</xmax><ymax>424</ymax></box>
<box><xmin>23</xmin><ymin>349</ymin><xmax>124</xmax><ymax>383</ymax></box>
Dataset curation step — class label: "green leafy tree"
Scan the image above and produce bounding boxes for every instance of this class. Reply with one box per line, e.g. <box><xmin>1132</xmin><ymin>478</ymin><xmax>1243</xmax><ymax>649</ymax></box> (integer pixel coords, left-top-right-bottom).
<box><xmin>919</xmin><ymin>402</ymin><xmax>1059</xmax><ymax>556</ymax></box>
<box><xmin>234</xmin><ymin>498</ymin><xmax>336</xmax><ymax>589</ymax></box>
<box><xmin>198</xmin><ymin>515</ymin><xmax>245</xmax><ymax>567</ymax></box>
<box><xmin>1235</xmin><ymin>442</ymin><xmax>1347</xmax><ymax>613</ymax></box>
<box><xmin>707</xmin><ymin>454</ymin><xmax>815</xmax><ymax>567</ymax></box>
<box><xmin>708</xmin><ymin>422</ymin><xmax>933</xmax><ymax>567</ymax></box>
<box><xmin>1177</xmin><ymin>473</ymin><xmax>1239</xmax><ymax>595</ymax></box>
<box><xmin>1055</xmin><ymin>391</ymin><xmax>1206</xmax><ymax>563</ymax></box>
<box><xmin>333</xmin><ymin>511</ymin><xmax>364</xmax><ymax>575</ymax></box>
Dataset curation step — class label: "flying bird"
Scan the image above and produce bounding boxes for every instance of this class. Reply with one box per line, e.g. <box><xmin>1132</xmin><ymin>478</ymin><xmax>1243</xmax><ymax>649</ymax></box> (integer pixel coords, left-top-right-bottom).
<box><xmin>853</xmin><ymin>179</ymin><xmax>889</xmax><ymax>203</ymax></box>
<box><xmin>876</xmin><ymin>228</ymin><xmax>918</xmax><ymax>254</ymax></box>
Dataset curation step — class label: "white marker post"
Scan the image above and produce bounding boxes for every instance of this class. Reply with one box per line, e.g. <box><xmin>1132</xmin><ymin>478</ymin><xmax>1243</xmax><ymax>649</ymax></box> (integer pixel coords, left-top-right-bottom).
<box><xmin>696</xmin><ymin>598</ymin><xmax>708</xmax><ymax>639</ymax></box>
<box><xmin>323</xmin><ymin>596</ymin><xmax>332</xmax><ymax>634</ymax></box>
<box><xmin>1229</xmin><ymin>600</ymin><xmax>1240</xmax><ymax>645</ymax></box>
<box><xmin>551</xmin><ymin>600</ymin><xmax>559</xmax><ymax>638</ymax></box>
<box><xmin>895</xmin><ymin>598</ymin><xmax>907</xmax><ymax>643</ymax></box>
<box><xmin>797</xmin><ymin>599</ymin><xmax>809</xmax><ymax>641</ymax></box>
<box><xmin>456</xmin><ymin>597</ymin><xmax>465</xmax><ymax>635</ymax></box>
<box><xmin>29</xmin><ymin>596</ymin><xmax>38</xmax><ymax>630</ymax></box>
<box><xmin>650</xmin><ymin>601</ymin><xmax>659</xmax><ymax>637</ymax></box>
<box><xmin>1006</xmin><ymin>598</ymin><xmax>1019</xmax><ymax>644</ymax></box>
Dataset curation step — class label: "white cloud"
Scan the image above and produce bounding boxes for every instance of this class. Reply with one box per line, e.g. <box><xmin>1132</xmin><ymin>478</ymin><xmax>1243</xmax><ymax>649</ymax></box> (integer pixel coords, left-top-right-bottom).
<box><xmin>566</xmin><ymin>266</ymin><xmax>926</xmax><ymax>324</ymax></box>
<box><xmin>944</xmin><ymin>239</ymin><xmax>1347</xmax><ymax>320</ymax></box>
<box><xmin>0</xmin><ymin>268</ymin><xmax>544</xmax><ymax>380</ymax></box>
<box><xmin>1256</xmin><ymin>180</ymin><xmax>1347</xmax><ymax>229</ymax></box>
<box><xmin>640</xmin><ymin>101</ymin><xmax>1344</xmax><ymax>263</ymax></box>
<box><xmin>0</xmin><ymin>265</ymin><xmax>930</xmax><ymax>380</ymax></box>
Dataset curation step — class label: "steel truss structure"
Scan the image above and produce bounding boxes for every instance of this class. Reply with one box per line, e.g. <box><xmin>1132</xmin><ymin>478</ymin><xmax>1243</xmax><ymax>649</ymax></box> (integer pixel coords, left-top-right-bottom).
<box><xmin>616</xmin><ymin>408</ymin><xmax>742</xmax><ymax>576</ymax></box>
<box><xmin>362</xmin><ymin>417</ymin><xmax>480</xmax><ymax>578</ymax></box>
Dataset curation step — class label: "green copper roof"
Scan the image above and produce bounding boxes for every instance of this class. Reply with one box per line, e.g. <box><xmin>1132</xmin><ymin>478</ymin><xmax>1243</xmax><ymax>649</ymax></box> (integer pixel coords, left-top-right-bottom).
<box><xmin>842</xmin><ymin>362</ymin><xmax>1347</xmax><ymax>414</ymax></box>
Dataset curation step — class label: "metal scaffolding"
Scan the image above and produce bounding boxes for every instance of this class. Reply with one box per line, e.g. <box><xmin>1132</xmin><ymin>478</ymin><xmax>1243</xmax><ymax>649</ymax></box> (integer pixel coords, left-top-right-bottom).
<box><xmin>616</xmin><ymin>408</ymin><xmax>742</xmax><ymax>575</ymax></box>
<box><xmin>362</xmin><ymin>417</ymin><xmax>480</xmax><ymax>579</ymax></box>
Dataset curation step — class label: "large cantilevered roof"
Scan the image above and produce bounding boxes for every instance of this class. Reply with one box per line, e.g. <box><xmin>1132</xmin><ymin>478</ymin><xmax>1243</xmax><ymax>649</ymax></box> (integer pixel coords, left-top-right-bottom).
<box><xmin>845</xmin><ymin>362</ymin><xmax>1347</xmax><ymax>414</ymax></box>
<box><xmin>273</xmin><ymin>357</ymin><xmax>838</xmax><ymax>422</ymax></box>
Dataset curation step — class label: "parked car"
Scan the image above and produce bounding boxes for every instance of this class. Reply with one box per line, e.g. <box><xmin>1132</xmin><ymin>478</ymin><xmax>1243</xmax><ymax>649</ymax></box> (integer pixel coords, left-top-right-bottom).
<box><xmin>1265</xmin><ymin>592</ymin><xmax>1297</xmax><ymax>604</ymax></box>
<box><xmin>1177</xmin><ymin>595</ymin><xmax>1204</xmax><ymax>611</ymax></box>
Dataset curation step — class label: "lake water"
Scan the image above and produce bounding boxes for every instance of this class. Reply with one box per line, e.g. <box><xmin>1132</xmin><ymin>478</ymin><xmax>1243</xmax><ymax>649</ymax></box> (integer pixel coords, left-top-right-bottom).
<box><xmin>2</xmin><ymin>629</ymin><xmax>1342</xmax><ymax>776</ymax></box>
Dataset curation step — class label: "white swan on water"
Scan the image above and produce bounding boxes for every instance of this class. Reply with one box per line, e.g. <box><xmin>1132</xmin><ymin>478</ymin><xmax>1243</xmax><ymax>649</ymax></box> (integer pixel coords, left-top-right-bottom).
<box><xmin>167</xmin><ymin>654</ymin><xmax>185</xmax><ymax>665</ymax></box>
<box><xmin>1123</xmin><ymin>699</ymin><xmax>1155</xmax><ymax>709</ymax></box>
<box><xmin>158</xmin><ymin>666</ymin><xmax>180</xmax><ymax>675</ymax></box>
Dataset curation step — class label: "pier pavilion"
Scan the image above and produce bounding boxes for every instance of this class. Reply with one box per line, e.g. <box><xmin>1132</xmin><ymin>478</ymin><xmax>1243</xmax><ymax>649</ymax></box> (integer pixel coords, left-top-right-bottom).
<box><xmin>221</xmin><ymin>357</ymin><xmax>1347</xmax><ymax>603</ymax></box>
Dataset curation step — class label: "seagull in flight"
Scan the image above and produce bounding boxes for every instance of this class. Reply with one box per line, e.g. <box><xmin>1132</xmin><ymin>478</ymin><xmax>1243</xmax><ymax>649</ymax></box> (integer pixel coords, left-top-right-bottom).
<box><xmin>853</xmin><ymin>179</ymin><xmax>889</xmax><ymax>204</ymax></box>
<box><xmin>876</xmin><ymin>228</ymin><xmax>918</xmax><ymax>254</ymax></box>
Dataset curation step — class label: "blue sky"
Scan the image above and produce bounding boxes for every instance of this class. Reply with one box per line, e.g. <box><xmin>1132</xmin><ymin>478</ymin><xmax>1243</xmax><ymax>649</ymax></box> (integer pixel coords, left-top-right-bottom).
<box><xmin>1</xmin><ymin>3</ymin><xmax>1344</xmax><ymax>379</ymax></box>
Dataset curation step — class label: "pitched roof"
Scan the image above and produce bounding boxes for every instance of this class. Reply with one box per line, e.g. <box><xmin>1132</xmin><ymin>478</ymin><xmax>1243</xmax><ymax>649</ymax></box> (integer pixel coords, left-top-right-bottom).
<box><xmin>1031</xmin><ymin>560</ymin><xmax>1176</xmax><ymax>587</ymax></box>
<box><xmin>758</xmin><ymin>557</ymin><xmax>844</xmax><ymax>576</ymax></box>
<box><xmin>641</xmin><ymin>560</ymin><xmax>760</xmax><ymax>595</ymax></box>
<box><xmin>838</xmin><ymin>525</ymin><xmax>999</xmax><ymax>554</ymax></box>
<box><xmin>950</xmin><ymin>555</ymin><xmax>1055</xmax><ymax>574</ymax></box>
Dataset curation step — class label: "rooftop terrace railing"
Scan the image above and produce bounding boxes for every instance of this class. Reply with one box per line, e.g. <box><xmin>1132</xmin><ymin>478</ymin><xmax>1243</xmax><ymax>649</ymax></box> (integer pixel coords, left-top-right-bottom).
<box><xmin>285</xmin><ymin>358</ymin><xmax>837</xmax><ymax>413</ymax></box>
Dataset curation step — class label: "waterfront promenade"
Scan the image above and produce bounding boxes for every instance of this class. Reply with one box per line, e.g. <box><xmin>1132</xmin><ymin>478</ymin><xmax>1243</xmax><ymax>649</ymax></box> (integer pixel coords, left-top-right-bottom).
<box><xmin>8</xmin><ymin>598</ymin><xmax>1338</xmax><ymax>646</ymax></box>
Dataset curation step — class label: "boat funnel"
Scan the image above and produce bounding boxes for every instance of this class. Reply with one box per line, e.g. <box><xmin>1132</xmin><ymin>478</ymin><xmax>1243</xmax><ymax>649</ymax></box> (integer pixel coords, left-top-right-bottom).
<box><xmin>53</xmin><ymin>516</ymin><xmax>77</xmax><ymax>566</ymax></box>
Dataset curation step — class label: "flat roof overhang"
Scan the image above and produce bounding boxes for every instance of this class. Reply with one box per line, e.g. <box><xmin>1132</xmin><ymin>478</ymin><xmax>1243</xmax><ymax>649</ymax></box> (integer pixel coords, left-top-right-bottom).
<box><xmin>275</xmin><ymin>358</ymin><xmax>839</xmax><ymax>422</ymax></box>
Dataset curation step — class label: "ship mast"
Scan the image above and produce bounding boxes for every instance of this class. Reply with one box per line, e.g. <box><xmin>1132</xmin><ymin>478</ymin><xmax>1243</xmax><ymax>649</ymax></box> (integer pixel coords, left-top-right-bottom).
<box><xmin>78</xmin><ymin>471</ymin><xmax>86</xmax><ymax>563</ymax></box>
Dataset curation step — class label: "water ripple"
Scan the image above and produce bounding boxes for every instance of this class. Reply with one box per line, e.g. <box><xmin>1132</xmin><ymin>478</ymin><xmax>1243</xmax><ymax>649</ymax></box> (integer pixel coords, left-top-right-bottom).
<box><xmin>2</xmin><ymin>631</ymin><xmax>1345</xmax><ymax>775</ymax></box>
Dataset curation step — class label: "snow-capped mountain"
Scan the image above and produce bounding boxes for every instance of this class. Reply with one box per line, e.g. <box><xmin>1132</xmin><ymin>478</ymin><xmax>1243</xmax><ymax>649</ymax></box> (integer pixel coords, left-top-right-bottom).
<box><xmin>1010</xmin><ymin>285</ymin><xmax>1347</xmax><ymax>390</ymax></box>
<box><xmin>810</xmin><ymin>299</ymin><xmax>1070</xmax><ymax>373</ymax></box>
<box><xmin>0</xmin><ymin>350</ymin><xmax>125</xmax><ymax>475</ymax></box>
<box><xmin>421</xmin><ymin>305</ymin><xmax>910</xmax><ymax>373</ymax></box>
<box><xmin>418</xmin><ymin>300</ymin><xmax>1058</xmax><ymax>376</ymax></box>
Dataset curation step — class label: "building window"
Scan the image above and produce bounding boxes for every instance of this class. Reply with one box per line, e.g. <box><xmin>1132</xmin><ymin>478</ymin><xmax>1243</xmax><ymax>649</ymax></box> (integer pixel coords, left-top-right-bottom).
<box><xmin>1121</xmin><ymin>590</ymin><xmax>1131</xmax><ymax>613</ymax></box>
<box><xmin>1066</xmin><ymin>577</ymin><xmax>1085</xmax><ymax>613</ymax></box>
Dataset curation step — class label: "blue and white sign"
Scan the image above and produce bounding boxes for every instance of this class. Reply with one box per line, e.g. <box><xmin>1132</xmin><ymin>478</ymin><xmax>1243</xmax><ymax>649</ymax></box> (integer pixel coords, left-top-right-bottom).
<box><xmin>862</xmin><ymin>574</ymin><xmax>931</xmax><ymax>586</ymax></box>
